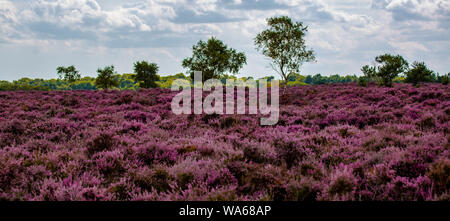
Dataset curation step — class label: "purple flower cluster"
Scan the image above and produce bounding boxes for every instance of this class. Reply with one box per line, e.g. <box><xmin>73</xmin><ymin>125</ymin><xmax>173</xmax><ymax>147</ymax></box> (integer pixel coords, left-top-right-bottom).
<box><xmin>0</xmin><ymin>83</ymin><xmax>448</xmax><ymax>201</ymax></box>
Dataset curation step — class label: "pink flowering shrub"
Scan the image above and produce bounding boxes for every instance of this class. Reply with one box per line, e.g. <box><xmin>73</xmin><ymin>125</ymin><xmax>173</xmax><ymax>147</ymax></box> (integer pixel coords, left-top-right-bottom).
<box><xmin>0</xmin><ymin>83</ymin><xmax>448</xmax><ymax>201</ymax></box>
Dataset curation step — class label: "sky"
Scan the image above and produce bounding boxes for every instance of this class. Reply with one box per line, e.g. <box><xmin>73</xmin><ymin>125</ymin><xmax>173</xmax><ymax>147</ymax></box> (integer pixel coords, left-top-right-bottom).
<box><xmin>0</xmin><ymin>0</ymin><xmax>449</xmax><ymax>81</ymax></box>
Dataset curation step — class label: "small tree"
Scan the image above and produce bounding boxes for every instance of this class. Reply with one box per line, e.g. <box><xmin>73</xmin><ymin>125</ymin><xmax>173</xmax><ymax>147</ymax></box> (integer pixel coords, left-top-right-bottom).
<box><xmin>254</xmin><ymin>16</ymin><xmax>315</xmax><ymax>87</ymax></box>
<box><xmin>56</xmin><ymin>65</ymin><xmax>81</xmax><ymax>83</ymax></box>
<box><xmin>361</xmin><ymin>65</ymin><xmax>376</xmax><ymax>82</ymax></box>
<box><xmin>362</xmin><ymin>54</ymin><xmax>409</xmax><ymax>87</ymax></box>
<box><xmin>358</xmin><ymin>76</ymin><xmax>368</xmax><ymax>87</ymax></box>
<box><xmin>133</xmin><ymin>61</ymin><xmax>160</xmax><ymax>88</ymax></box>
<box><xmin>374</xmin><ymin>54</ymin><xmax>409</xmax><ymax>87</ymax></box>
<box><xmin>95</xmin><ymin>65</ymin><xmax>119</xmax><ymax>90</ymax></box>
<box><xmin>405</xmin><ymin>61</ymin><xmax>435</xmax><ymax>86</ymax></box>
<box><xmin>182</xmin><ymin>37</ymin><xmax>247</xmax><ymax>82</ymax></box>
<box><xmin>359</xmin><ymin>65</ymin><xmax>378</xmax><ymax>87</ymax></box>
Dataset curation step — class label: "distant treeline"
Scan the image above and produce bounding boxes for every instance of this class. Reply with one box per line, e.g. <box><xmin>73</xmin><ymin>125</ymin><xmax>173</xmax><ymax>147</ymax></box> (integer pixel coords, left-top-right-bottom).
<box><xmin>1</xmin><ymin>72</ymin><xmax>448</xmax><ymax>91</ymax></box>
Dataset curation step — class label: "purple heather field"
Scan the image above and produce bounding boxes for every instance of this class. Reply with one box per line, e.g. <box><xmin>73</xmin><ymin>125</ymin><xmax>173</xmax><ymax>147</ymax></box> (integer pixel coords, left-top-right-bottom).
<box><xmin>0</xmin><ymin>83</ymin><xmax>449</xmax><ymax>201</ymax></box>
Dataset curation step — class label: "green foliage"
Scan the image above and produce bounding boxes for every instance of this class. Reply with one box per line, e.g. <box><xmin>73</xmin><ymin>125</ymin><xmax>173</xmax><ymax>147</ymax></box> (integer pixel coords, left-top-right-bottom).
<box><xmin>158</xmin><ymin>73</ymin><xmax>190</xmax><ymax>89</ymax></box>
<box><xmin>261</xmin><ymin>76</ymin><xmax>275</xmax><ymax>81</ymax></box>
<box><xmin>0</xmin><ymin>70</ymin><xmax>443</xmax><ymax>92</ymax></box>
<box><xmin>182</xmin><ymin>37</ymin><xmax>247</xmax><ymax>82</ymax></box>
<box><xmin>254</xmin><ymin>16</ymin><xmax>315</xmax><ymax>85</ymax></box>
<box><xmin>219</xmin><ymin>74</ymin><xmax>238</xmax><ymax>84</ymax></box>
<box><xmin>441</xmin><ymin>73</ymin><xmax>449</xmax><ymax>85</ymax></box>
<box><xmin>393</xmin><ymin>76</ymin><xmax>405</xmax><ymax>83</ymax></box>
<box><xmin>287</xmin><ymin>73</ymin><xmax>305</xmax><ymax>82</ymax></box>
<box><xmin>375</xmin><ymin>54</ymin><xmax>409</xmax><ymax>87</ymax></box>
<box><xmin>310</xmin><ymin>74</ymin><xmax>327</xmax><ymax>85</ymax></box>
<box><xmin>56</xmin><ymin>65</ymin><xmax>81</xmax><ymax>83</ymax></box>
<box><xmin>0</xmin><ymin>74</ymin><xmax>141</xmax><ymax>91</ymax></box>
<box><xmin>358</xmin><ymin>76</ymin><xmax>368</xmax><ymax>87</ymax></box>
<box><xmin>0</xmin><ymin>79</ymin><xmax>51</xmax><ymax>91</ymax></box>
<box><xmin>283</xmin><ymin>73</ymin><xmax>359</xmax><ymax>86</ymax></box>
<box><xmin>70</xmin><ymin>77</ymin><xmax>97</xmax><ymax>90</ymax></box>
<box><xmin>360</xmin><ymin>63</ymin><xmax>395</xmax><ymax>87</ymax></box>
<box><xmin>361</xmin><ymin>65</ymin><xmax>376</xmax><ymax>83</ymax></box>
<box><xmin>287</xmin><ymin>80</ymin><xmax>308</xmax><ymax>87</ymax></box>
<box><xmin>361</xmin><ymin>54</ymin><xmax>409</xmax><ymax>87</ymax></box>
<box><xmin>405</xmin><ymin>61</ymin><xmax>435</xmax><ymax>86</ymax></box>
<box><xmin>286</xmin><ymin>73</ymin><xmax>308</xmax><ymax>86</ymax></box>
<box><xmin>95</xmin><ymin>65</ymin><xmax>119</xmax><ymax>90</ymax></box>
<box><xmin>0</xmin><ymin>74</ymin><xmax>139</xmax><ymax>91</ymax></box>
<box><xmin>117</xmin><ymin>74</ymin><xmax>139</xmax><ymax>90</ymax></box>
<box><xmin>133</xmin><ymin>61</ymin><xmax>160</xmax><ymax>88</ymax></box>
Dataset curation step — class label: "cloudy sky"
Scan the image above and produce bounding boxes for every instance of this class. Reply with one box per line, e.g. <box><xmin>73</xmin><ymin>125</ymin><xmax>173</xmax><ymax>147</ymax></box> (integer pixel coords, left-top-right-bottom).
<box><xmin>0</xmin><ymin>0</ymin><xmax>449</xmax><ymax>81</ymax></box>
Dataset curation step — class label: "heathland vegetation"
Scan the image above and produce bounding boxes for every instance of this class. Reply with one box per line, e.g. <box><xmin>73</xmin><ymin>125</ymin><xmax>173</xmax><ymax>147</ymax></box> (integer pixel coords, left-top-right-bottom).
<box><xmin>0</xmin><ymin>83</ymin><xmax>448</xmax><ymax>200</ymax></box>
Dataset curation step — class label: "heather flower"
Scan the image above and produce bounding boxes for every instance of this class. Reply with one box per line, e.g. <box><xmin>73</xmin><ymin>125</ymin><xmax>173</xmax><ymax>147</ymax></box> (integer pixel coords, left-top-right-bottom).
<box><xmin>427</xmin><ymin>158</ymin><xmax>450</xmax><ymax>195</ymax></box>
<box><xmin>133</xmin><ymin>142</ymin><xmax>178</xmax><ymax>166</ymax></box>
<box><xmin>86</xmin><ymin>132</ymin><xmax>118</xmax><ymax>156</ymax></box>
<box><xmin>324</xmin><ymin>165</ymin><xmax>357</xmax><ymax>200</ymax></box>
<box><xmin>0</xmin><ymin>84</ymin><xmax>447</xmax><ymax>201</ymax></box>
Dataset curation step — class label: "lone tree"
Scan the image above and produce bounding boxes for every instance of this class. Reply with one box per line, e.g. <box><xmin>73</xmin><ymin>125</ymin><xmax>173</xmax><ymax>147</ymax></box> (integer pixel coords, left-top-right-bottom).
<box><xmin>182</xmin><ymin>37</ymin><xmax>247</xmax><ymax>82</ymax></box>
<box><xmin>133</xmin><ymin>61</ymin><xmax>160</xmax><ymax>88</ymax></box>
<box><xmin>405</xmin><ymin>61</ymin><xmax>435</xmax><ymax>86</ymax></box>
<box><xmin>56</xmin><ymin>65</ymin><xmax>81</xmax><ymax>83</ymax></box>
<box><xmin>254</xmin><ymin>16</ymin><xmax>315</xmax><ymax>86</ymax></box>
<box><xmin>95</xmin><ymin>65</ymin><xmax>119</xmax><ymax>90</ymax></box>
<box><xmin>362</xmin><ymin>54</ymin><xmax>409</xmax><ymax>87</ymax></box>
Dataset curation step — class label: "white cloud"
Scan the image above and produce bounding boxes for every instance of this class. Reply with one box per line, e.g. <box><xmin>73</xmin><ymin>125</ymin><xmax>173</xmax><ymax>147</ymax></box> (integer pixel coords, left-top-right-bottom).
<box><xmin>0</xmin><ymin>0</ymin><xmax>19</xmax><ymax>39</ymax></box>
<box><xmin>18</xmin><ymin>0</ymin><xmax>177</xmax><ymax>34</ymax></box>
<box><xmin>0</xmin><ymin>0</ymin><xmax>448</xmax><ymax>80</ymax></box>
<box><xmin>389</xmin><ymin>41</ymin><xmax>429</xmax><ymax>56</ymax></box>
<box><xmin>373</xmin><ymin>0</ymin><xmax>450</xmax><ymax>20</ymax></box>
<box><xmin>0</xmin><ymin>0</ymin><xmax>17</xmax><ymax>22</ymax></box>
